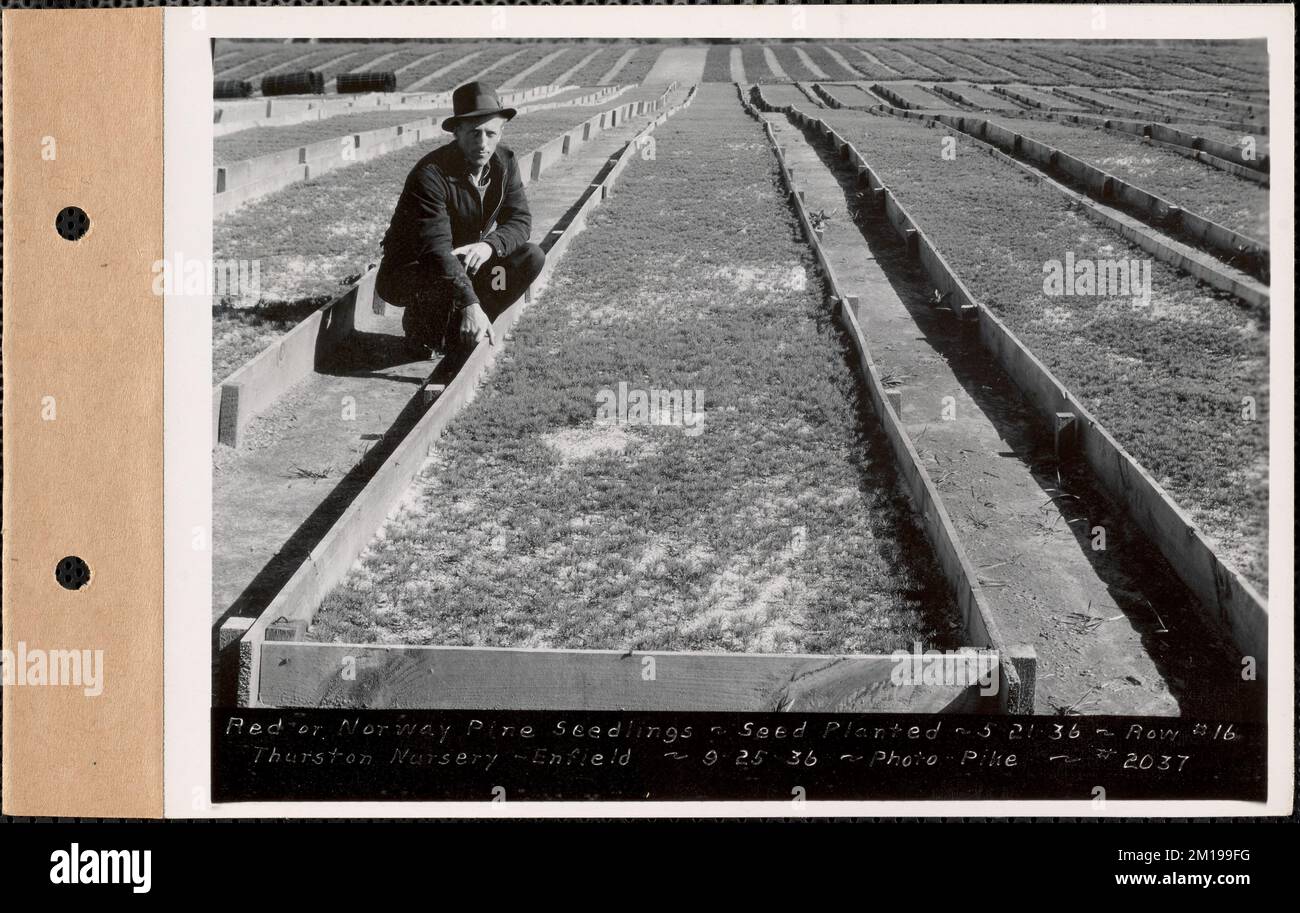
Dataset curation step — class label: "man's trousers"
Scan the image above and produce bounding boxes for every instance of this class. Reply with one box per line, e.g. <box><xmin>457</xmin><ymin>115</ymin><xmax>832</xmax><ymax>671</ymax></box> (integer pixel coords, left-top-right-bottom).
<box><xmin>377</xmin><ymin>242</ymin><xmax>546</xmax><ymax>354</ymax></box>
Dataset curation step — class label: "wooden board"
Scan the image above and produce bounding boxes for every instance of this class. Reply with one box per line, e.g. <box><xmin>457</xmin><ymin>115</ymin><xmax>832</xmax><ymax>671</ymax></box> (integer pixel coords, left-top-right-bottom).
<box><xmin>259</xmin><ymin>643</ymin><xmax>994</xmax><ymax>713</ymax></box>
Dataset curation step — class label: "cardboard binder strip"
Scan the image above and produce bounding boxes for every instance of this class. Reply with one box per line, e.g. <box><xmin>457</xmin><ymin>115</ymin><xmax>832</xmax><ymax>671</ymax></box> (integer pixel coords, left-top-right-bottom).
<box><xmin>2</xmin><ymin>8</ymin><xmax>164</xmax><ymax>817</ymax></box>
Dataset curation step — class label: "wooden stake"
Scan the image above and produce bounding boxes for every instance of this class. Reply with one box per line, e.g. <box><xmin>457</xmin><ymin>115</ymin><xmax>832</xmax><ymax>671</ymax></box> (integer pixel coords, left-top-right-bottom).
<box><xmin>1054</xmin><ymin>412</ymin><xmax>1077</xmax><ymax>461</ymax></box>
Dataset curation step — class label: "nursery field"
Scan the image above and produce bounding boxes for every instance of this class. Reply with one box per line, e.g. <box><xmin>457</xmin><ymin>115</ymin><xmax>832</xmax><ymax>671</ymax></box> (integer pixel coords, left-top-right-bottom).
<box><xmin>811</xmin><ymin>106</ymin><xmax>1270</xmax><ymax>593</ymax></box>
<box><xmin>214</xmin><ymin>39</ymin><xmax>1267</xmax><ymax>94</ymax></box>
<box><xmin>307</xmin><ymin>84</ymin><xmax>962</xmax><ymax>653</ymax></box>
<box><xmin>215</xmin><ymin>38</ymin><xmax>1273</xmax><ymax>716</ymax></box>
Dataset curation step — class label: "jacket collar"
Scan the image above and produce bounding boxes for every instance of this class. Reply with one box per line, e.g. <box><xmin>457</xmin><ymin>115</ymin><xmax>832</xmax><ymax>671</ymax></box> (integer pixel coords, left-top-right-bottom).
<box><xmin>443</xmin><ymin>142</ymin><xmax>504</xmax><ymax>184</ymax></box>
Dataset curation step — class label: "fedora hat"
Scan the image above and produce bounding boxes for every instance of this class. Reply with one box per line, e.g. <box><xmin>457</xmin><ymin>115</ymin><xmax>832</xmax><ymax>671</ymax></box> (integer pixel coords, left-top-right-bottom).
<box><xmin>442</xmin><ymin>81</ymin><xmax>517</xmax><ymax>131</ymax></box>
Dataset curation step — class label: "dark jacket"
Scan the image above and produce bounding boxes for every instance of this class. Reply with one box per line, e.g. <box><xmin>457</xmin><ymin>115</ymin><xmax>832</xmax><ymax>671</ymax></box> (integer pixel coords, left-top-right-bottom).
<box><xmin>376</xmin><ymin>140</ymin><xmax>532</xmax><ymax>305</ymax></box>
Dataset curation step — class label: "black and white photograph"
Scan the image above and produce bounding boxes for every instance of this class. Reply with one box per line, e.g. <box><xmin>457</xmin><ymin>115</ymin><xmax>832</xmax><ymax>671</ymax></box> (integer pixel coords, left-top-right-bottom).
<box><xmin>177</xmin><ymin>7</ymin><xmax>1288</xmax><ymax>811</ymax></box>
<box><xmin>6</xmin><ymin>2</ymin><xmax>1300</xmax><ymax>895</ymax></box>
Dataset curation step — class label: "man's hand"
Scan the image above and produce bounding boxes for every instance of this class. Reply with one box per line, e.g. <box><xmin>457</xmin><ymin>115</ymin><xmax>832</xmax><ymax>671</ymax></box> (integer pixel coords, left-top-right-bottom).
<box><xmin>452</xmin><ymin>241</ymin><xmax>494</xmax><ymax>276</ymax></box>
<box><xmin>459</xmin><ymin>301</ymin><xmax>495</xmax><ymax>350</ymax></box>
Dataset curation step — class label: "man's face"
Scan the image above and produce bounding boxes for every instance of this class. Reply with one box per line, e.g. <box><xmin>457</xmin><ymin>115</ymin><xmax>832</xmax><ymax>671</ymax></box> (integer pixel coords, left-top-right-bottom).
<box><xmin>454</xmin><ymin>114</ymin><xmax>507</xmax><ymax>172</ymax></box>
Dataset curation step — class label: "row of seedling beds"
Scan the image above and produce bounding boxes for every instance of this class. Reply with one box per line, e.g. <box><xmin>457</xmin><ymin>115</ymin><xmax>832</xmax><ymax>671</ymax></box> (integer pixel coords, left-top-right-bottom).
<box><xmin>1109</xmin><ymin>88</ymin><xmax>1268</xmax><ymax>123</ymax></box>
<box><xmin>977</xmin><ymin>116</ymin><xmax>1269</xmax><ymax>242</ymax></box>
<box><xmin>870</xmin><ymin>82</ymin><xmax>952</xmax><ymax>110</ymax></box>
<box><xmin>749</xmin><ymin>83</ymin><xmax>1266</xmax><ymax>684</ymax></box>
<box><xmin>777</xmin><ymin>42</ymin><xmax>1266</xmax><ymax>89</ymax></box>
<box><xmin>406</xmin><ymin>45</ymin><xmax>550</xmax><ymax>93</ymax></box>
<box><xmin>812</xmin><ymin>82</ymin><xmax>884</xmax><ymax>109</ymax></box>
<box><xmin>214</xmin><ymin>88</ymin><xmax>613</xmax><ymax>161</ymax></box>
<box><xmin>751</xmin><ymin>85</ymin><xmax>1269</xmax><ymax>622</ymax></box>
<box><xmin>561</xmin><ymin>46</ymin><xmax>632</xmax><ymax>85</ymax></box>
<box><xmin>1050</xmin><ymin>86</ymin><xmax>1266</xmax><ymax>134</ymax></box>
<box><xmin>861</xmin><ymin>98</ymin><xmax>1271</xmax><ymax>299</ymax></box>
<box><xmin>788</xmin><ymin>83</ymin><xmax>1272</xmax><ymax>289</ymax></box>
<box><xmin>739</xmin><ymin>84</ymin><xmax>1036</xmax><ymax>708</ymax></box>
<box><xmin>1163</xmin><ymin>90</ymin><xmax>1267</xmax><ymax>117</ymax></box>
<box><xmin>930</xmin><ymin>113</ymin><xmax>1270</xmax><ymax>291</ymax></box>
<box><xmin>1060</xmin><ymin>113</ymin><xmax>1270</xmax><ymax>177</ymax></box>
<box><xmin>993</xmin><ymin>85</ymin><xmax>1085</xmax><ymax>112</ymax></box>
<box><xmin>601</xmin><ymin>45</ymin><xmax>661</xmax><ymax>84</ymax></box>
<box><xmin>216</xmin><ymin>109</ymin><xmax>452</xmax><ymax>163</ymax></box>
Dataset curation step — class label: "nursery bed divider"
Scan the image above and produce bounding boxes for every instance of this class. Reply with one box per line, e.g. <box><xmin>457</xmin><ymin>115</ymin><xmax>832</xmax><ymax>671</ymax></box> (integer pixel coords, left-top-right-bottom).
<box><xmin>793</xmin><ymin>82</ymin><xmax>828</xmax><ymax>107</ymax></box>
<box><xmin>749</xmin><ymin>84</ymin><xmax>1268</xmax><ymax>679</ymax></box>
<box><xmin>224</xmin><ymin>86</ymin><xmax>714</xmax><ymax>710</ymax></box>
<box><xmin>1058</xmin><ymin>112</ymin><xmax>1270</xmax><ymax>178</ymax></box>
<box><xmin>512</xmin><ymin>83</ymin><xmax>630</xmax><ymax>115</ymax></box>
<box><xmin>808</xmin><ymin>83</ymin><xmax>891</xmax><ymax>112</ymax></box>
<box><xmin>868</xmin><ymin>82</ymin><xmax>929</xmax><ymax>111</ymax></box>
<box><xmin>1049</xmin><ymin>86</ymin><xmax>1266</xmax><ymax>136</ymax></box>
<box><xmin>743</xmin><ymin>84</ymin><xmax>1035</xmax><ymax>715</ymax></box>
<box><xmin>794</xmin><ymin>86</ymin><xmax>1270</xmax><ymax>307</ymax></box>
<box><xmin>1102</xmin><ymin>87</ymin><xmax>1267</xmax><ymax>123</ymax></box>
<box><xmin>926</xmin><ymin>84</ymin><xmax>984</xmax><ymax>110</ymax></box>
<box><xmin>214</xmin><ymin>86</ymin><xmax>636</xmax><ymax>216</ymax></box>
<box><xmin>212</xmin><ymin>85</ymin><xmax>675</xmax><ymax>447</ymax></box>
<box><xmin>988</xmin><ymin>85</ymin><xmax>1081</xmax><ymax>113</ymax></box>
<box><xmin>1153</xmin><ymin>90</ymin><xmax>1267</xmax><ymax>118</ymax></box>
<box><xmin>809</xmin><ymin>83</ymin><xmax>846</xmax><ymax>109</ymax></box>
<box><xmin>925</xmin><ymin>113</ymin><xmax>1269</xmax><ymax>288</ymax></box>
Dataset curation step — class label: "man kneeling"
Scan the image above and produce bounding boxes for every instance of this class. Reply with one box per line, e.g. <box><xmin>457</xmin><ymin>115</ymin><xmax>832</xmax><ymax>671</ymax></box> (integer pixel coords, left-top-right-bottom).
<box><xmin>376</xmin><ymin>81</ymin><xmax>546</xmax><ymax>358</ymax></box>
